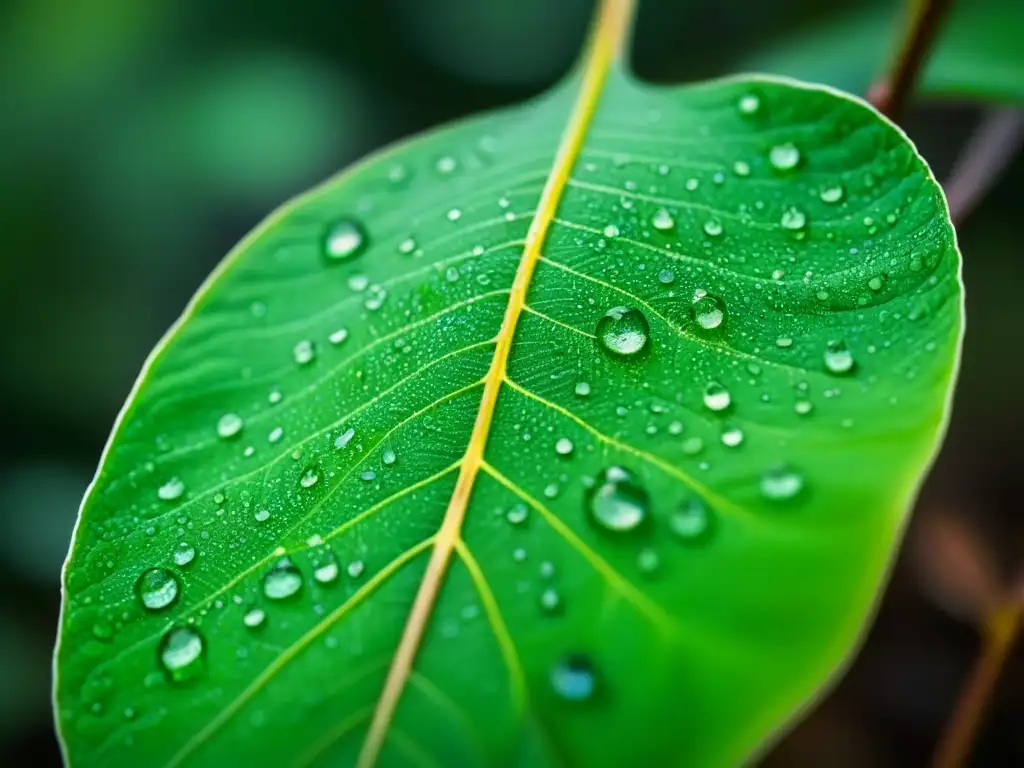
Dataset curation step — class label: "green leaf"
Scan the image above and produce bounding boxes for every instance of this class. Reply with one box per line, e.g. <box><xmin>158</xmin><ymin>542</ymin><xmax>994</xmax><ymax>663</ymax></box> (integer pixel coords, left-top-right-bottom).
<box><xmin>55</xmin><ymin>2</ymin><xmax>963</xmax><ymax>766</ymax></box>
<box><xmin>744</xmin><ymin>0</ymin><xmax>1024</xmax><ymax>104</ymax></box>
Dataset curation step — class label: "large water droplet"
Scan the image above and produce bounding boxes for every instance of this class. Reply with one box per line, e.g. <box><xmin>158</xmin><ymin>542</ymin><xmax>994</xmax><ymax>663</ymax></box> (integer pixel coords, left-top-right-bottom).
<box><xmin>670</xmin><ymin>498</ymin><xmax>712</xmax><ymax>541</ymax></box>
<box><xmin>586</xmin><ymin>466</ymin><xmax>649</xmax><ymax>533</ymax></box>
<box><xmin>691</xmin><ymin>294</ymin><xmax>725</xmax><ymax>330</ymax></box>
<box><xmin>651</xmin><ymin>208</ymin><xmax>675</xmax><ymax>231</ymax></box>
<box><xmin>823</xmin><ymin>340</ymin><xmax>855</xmax><ymax>374</ymax></box>
<box><xmin>136</xmin><ymin>568</ymin><xmax>179</xmax><ymax>611</ymax></box>
<box><xmin>596</xmin><ymin>306</ymin><xmax>650</xmax><ymax>359</ymax></box>
<box><xmin>216</xmin><ymin>413</ymin><xmax>243</xmax><ymax>440</ymax></box>
<box><xmin>158</xmin><ymin>478</ymin><xmax>185</xmax><ymax>501</ymax></box>
<box><xmin>702</xmin><ymin>382</ymin><xmax>731</xmax><ymax>412</ymax></box>
<box><xmin>158</xmin><ymin>626</ymin><xmax>204</xmax><ymax>683</ymax></box>
<box><xmin>780</xmin><ymin>206</ymin><xmax>807</xmax><ymax>231</ymax></box>
<box><xmin>323</xmin><ymin>220</ymin><xmax>367</xmax><ymax>262</ymax></box>
<box><xmin>551</xmin><ymin>655</ymin><xmax>597</xmax><ymax>702</ymax></box>
<box><xmin>263</xmin><ymin>558</ymin><xmax>303</xmax><ymax>600</ymax></box>
<box><xmin>769</xmin><ymin>143</ymin><xmax>800</xmax><ymax>171</ymax></box>
<box><xmin>760</xmin><ymin>466</ymin><xmax>804</xmax><ymax>501</ymax></box>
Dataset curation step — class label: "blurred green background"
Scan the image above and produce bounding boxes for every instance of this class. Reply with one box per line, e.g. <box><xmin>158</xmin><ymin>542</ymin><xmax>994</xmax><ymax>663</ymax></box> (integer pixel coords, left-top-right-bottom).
<box><xmin>2</xmin><ymin>0</ymin><xmax>1021</xmax><ymax>764</ymax></box>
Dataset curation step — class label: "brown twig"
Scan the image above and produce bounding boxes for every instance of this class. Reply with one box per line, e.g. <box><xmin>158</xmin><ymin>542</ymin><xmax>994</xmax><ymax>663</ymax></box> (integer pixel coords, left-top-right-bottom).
<box><xmin>944</xmin><ymin>108</ymin><xmax>1024</xmax><ymax>226</ymax></box>
<box><xmin>931</xmin><ymin>599</ymin><xmax>1023</xmax><ymax>768</ymax></box>
<box><xmin>870</xmin><ymin>0</ymin><xmax>955</xmax><ymax>120</ymax></box>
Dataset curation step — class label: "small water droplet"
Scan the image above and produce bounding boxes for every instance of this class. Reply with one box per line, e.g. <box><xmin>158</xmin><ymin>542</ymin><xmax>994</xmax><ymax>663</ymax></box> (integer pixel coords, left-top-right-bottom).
<box><xmin>702</xmin><ymin>382</ymin><xmax>731</xmax><ymax>412</ymax></box>
<box><xmin>596</xmin><ymin>306</ymin><xmax>650</xmax><ymax>359</ymax></box>
<box><xmin>293</xmin><ymin>339</ymin><xmax>316</xmax><ymax>365</ymax></box>
<box><xmin>158</xmin><ymin>626</ymin><xmax>204</xmax><ymax>682</ymax></box>
<box><xmin>670</xmin><ymin>498</ymin><xmax>712</xmax><ymax>541</ymax></box>
<box><xmin>335</xmin><ymin>427</ymin><xmax>355</xmax><ymax>450</ymax></box>
<box><xmin>738</xmin><ymin>93</ymin><xmax>761</xmax><ymax>115</ymax></box>
<box><xmin>691</xmin><ymin>294</ymin><xmax>725</xmax><ymax>330</ymax></box>
<box><xmin>216</xmin><ymin>413</ymin><xmax>243</xmax><ymax>439</ymax></box>
<box><xmin>769</xmin><ymin>143</ymin><xmax>800</xmax><ymax>171</ymax></box>
<box><xmin>435</xmin><ymin>155</ymin><xmax>457</xmax><ymax>174</ymax></box>
<box><xmin>657</xmin><ymin>269</ymin><xmax>675</xmax><ymax>285</ymax></box>
<box><xmin>539</xmin><ymin>587</ymin><xmax>562</xmax><ymax>614</ymax></box>
<box><xmin>173</xmin><ymin>542</ymin><xmax>195</xmax><ymax>567</ymax></box>
<box><xmin>254</xmin><ymin>508</ymin><xmax>270</xmax><ymax>522</ymax></box>
<box><xmin>506</xmin><ymin>505</ymin><xmax>529</xmax><ymax>525</ymax></box>
<box><xmin>586</xmin><ymin>466</ymin><xmax>649</xmax><ymax>533</ymax></box>
<box><xmin>263</xmin><ymin>558</ymin><xmax>303</xmax><ymax>600</ymax></box>
<box><xmin>323</xmin><ymin>220</ymin><xmax>367</xmax><ymax>262</ymax></box>
<box><xmin>300</xmin><ymin>469</ymin><xmax>319</xmax><ymax>488</ymax></box>
<box><xmin>268</xmin><ymin>426</ymin><xmax>284</xmax><ymax>444</ymax></box>
<box><xmin>314</xmin><ymin>561</ymin><xmax>339</xmax><ymax>584</ymax></box>
<box><xmin>733</xmin><ymin>160</ymin><xmax>750</xmax><ymax>176</ymax></box>
<box><xmin>794</xmin><ymin>400</ymin><xmax>814</xmax><ymax>415</ymax></box>
<box><xmin>868</xmin><ymin>275</ymin><xmax>885</xmax><ymax>292</ymax></box>
<box><xmin>703</xmin><ymin>219</ymin><xmax>723</xmax><ymax>237</ymax></box>
<box><xmin>242</xmin><ymin>607</ymin><xmax>266</xmax><ymax>629</ymax></box>
<box><xmin>551</xmin><ymin>655</ymin><xmax>597</xmax><ymax>701</ymax></box>
<box><xmin>776</xmin><ymin>336</ymin><xmax>793</xmax><ymax>349</ymax></box>
<box><xmin>446</xmin><ymin>208</ymin><xmax>462</xmax><ymax>222</ymax></box>
<box><xmin>823</xmin><ymin>340</ymin><xmax>855</xmax><ymax>374</ymax></box>
<box><xmin>347</xmin><ymin>560</ymin><xmax>365</xmax><ymax>579</ymax></box>
<box><xmin>382</xmin><ymin>447</ymin><xmax>397</xmax><ymax>466</ymax></box>
<box><xmin>682</xmin><ymin>436</ymin><xmax>704</xmax><ymax>455</ymax></box>
<box><xmin>651</xmin><ymin>208</ymin><xmax>675</xmax><ymax>231</ymax></box>
<box><xmin>398</xmin><ymin>237</ymin><xmax>416</xmax><ymax>255</ymax></box>
<box><xmin>136</xmin><ymin>568</ymin><xmax>179</xmax><ymax>611</ymax></box>
<box><xmin>329</xmin><ymin>328</ymin><xmax>349</xmax><ymax>345</ymax></box>
<box><xmin>555</xmin><ymin>438</ymin><xmax>574</xmax><ymax>456</ymax></box>
<box><xmin>760</xmin><ymin>466</ymin><xmax>805</xmax><ymax>501</ymax></box>
<box><xmin>721</xmin><ymin>425</ymin><xmax>744</xmax><ymax>447</ymax></box>
<box><xmin>158</xmin><ymin>478</ymin><xmax>185</xmax><ymax>501</ymax></box>
<box><xmin>574</xmin><ymin>381</ymin><xmax>591</xmax><ymax>397</ymax></box>
<box><xmin>636</xmin><ymin>547</ymin><xmax>660</xmax><ymax>575</ymax></box>
<box><xmin>780</xmin><ymin>206</ymin><xmax>807</xmax><ymax>231</ymax></box>
<box><xmin>820</xmin><ymin>184</ymin><xmax>845</xmax><ymax>204</ymax></box>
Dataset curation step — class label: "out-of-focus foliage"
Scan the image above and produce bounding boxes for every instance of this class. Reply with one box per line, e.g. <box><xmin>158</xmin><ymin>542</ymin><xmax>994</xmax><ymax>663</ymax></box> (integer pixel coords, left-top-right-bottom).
<box><xmin>745</xmin><ymin>0</ymin><xmax>1024</xmax><ymax>103</ymax></box>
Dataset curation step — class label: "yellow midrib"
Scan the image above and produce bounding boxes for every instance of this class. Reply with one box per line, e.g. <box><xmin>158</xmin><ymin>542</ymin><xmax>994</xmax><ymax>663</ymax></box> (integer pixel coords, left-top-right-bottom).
<box><xmin>355</xmin><ymin>1</ymin><xmax>637</xmax><ymax>765</ymax></box>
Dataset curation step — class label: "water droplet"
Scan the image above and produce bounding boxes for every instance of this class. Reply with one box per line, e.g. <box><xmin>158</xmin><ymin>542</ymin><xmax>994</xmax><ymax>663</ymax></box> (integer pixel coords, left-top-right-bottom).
<box><xmin>335</xmin><ymin>427</ymin><xmax>355</xmax><ymax>450</ymax></box>
<box><xmin>670</xmin><ymin>499</ymin><xmax>712</xmax><ymax>541</ymax></box>
<box><xmin>216</xmin><ymin>413</ymin><xmax>243</xmax><ymax>440</ymax></box>
<box><xmin>254</xmin><ymin>508</ymin><xmax>270</xmax><ymax>522</ymax></box>
<box><xmin>551</xmin><ymin>655</ymin><xmax>596</xmax><ymax>701</ymax></box>
<box><xmin>691</xmin><ymin>294</ymin><xmax>725</xmax><ymax>330</ymax></box>
<box><xmin>603</xmin><ymin>224</ymin><xmax>620</xmax><ymax>238</ymax></box>
<box><xmin>158</xmin><ymin>478</ymin><xmax>184</xmax><ymax>501</ymax></box>
<box><xmin>263</xmin><ymin>558</ymin><xmax>303</xmax><ymax>600</ymax></box>
<box><xmin>555</xmin><ymin>438</ymin><xmax>574</xmax><ymax>456</ymax></box>
<box><xmin>760</xmin><ymin>466</ymin><xmax>804</xmax><ymax>501</ymax></box>
<box><xmin>823</xmin><ymin>340</ymin><xmax>855</xmax><ymax>374</ymax></box>
<box><xmin>820</xmin><ymin>184</ymin><xmax>845</xmax><ymax>204</ymax></box>
<box><xmin>268</xmin><ymin>426</ymin><xmax>284</xmax><ymax>444</ymax></box>
<box><xmin>506</xmin><ymin>505</ymin><xmax>529</xmax><ymax>525</ymax></box>
<box><xmin>721</xmin><ymin>425</ymin><xmax>744</xmax><ymax>447</ymax></box>
<box><xmin>780</xmin><ymin>206</ymin><xmax>807</xmax><ymax>231</ymax></box>
<box><xmin>703</xmin><ymin>219</ymin><xmax>723</xmax><ymax>237</ymax></box>
<box><xmin>92</xmin><ymin>621</ymin><xmax>114</xmax><ymax>641</ymax></box>
<box><xmin>158</xmin><ymin>626</ymin><xmax>204</xmax><ymax>682</ymax></box>
<box><xmin>446</xmin><ymin>208</ymin><xmax>462</xmax><ymax>222</ymax></box>
<box><xmin>769</xmin><ymin>143</ymin><xmax>800</xmax><ymax>171</ymax></box>
<box><xmin>574</xmin><ymin>381</ymin><xmax>591</xmax><ymax>397</ymax></box>
<box><xmin>323</xmin><ymin>220</ymin><xmax>367</xmax><ymax>262</ymax></box>
<box><xmin>293</xmin><ymin>339</ymin><xmax>316</xmax><ymax>365</ymax></box>
<box><xmin>242</xmin><ymin>607</ymin><xmax>266</xmax><ymax>629</ymax></box>
<box><xmin>657</xmin><ymin>269</ymin><xmax>675</xmax><ymax>285</ymax></box>
<box><xmin>299</xmin><ymin>469</ymin><xmax>319</xmax><ymax>488</ymax></box>
<box><xmin>586</xmin><ymin>466</ymin><xmax>649</xmax><ymax>533</ymax></box>
<box><xmin>868</xmin><ymin>275</ymin><xmax>885</xmax><ymax>292</ymax></box>
<box><xmin>173</xmin><ymin>543</ymin><xmax>195</xmax><ymax>566</ymax></box>
<box><xmin>347</xmin><ymin>560</ymin><xmax>365</xmax><ymax>579</ymax></box>
<box><xmin>398</xmin><ymin>237</ymin><xmax>416</xmax><ymax>255</ymax></box>
<box><xmin>136</xmin><ymin>568</ymin><xmax>180</xmax><ymax>611</ymax></box>
<box><xmin>637</xmin><ymin>547</ymin><xmax>660</xmax><ymax>575</ymax></box>
<box><xmin>776</xmin><ymin>336</ymin><xmax>793</xmax><ymax>348</ymax></box>
<box><xmin>268</xmin><ymin>389</ymin><xmax>282</xmax><ymax>405</ymax></box>
<box><xmin>314</xmin><ymin>561</ymin><xmax>339</xmax><ymax>584</ymax></box>
<box><xmin>382</xmin><ymin>448</ymin><xmax>397</xmax><ymax>466</ymax></box>
<box><xmin>435</xmin><ymin>155</ymin><xmax>457</xmax><ymax>174</ymax></box>
<box><xmin>682</xmin><ymin>436</ymin><xmax>704</xmax><ymax>455</ymax></box>
<box><xmin>539</xmin><ymin>587</ymin><xmax>562</xmax><ymax>614</ymax></box>
<box><xmin>733</xmin><ymin>160</ymin><xmax>750</xmax><ymax>176</ymax></box>
<box><xmin>738</xmin><ymin>93</ymin><xmax>761</xmax><ymax>115</ymax></box>
<box><xmin>596</xmin><ymin>306</ymin><xmax>650</xmax><ymax>359</ymax></box>
<box><xmin>794</xmin><ymin>400</ymin><xmax>814</xmax><ymax>415</ymax></box>
<box><xmin>703</xmin><ymin>382</ymin><xmax>731</xmax><ymax>412</ymax></box>
<box><xmin>329</xmin><ymin>328</ymin><xmax>349</xmax><ymax>345</ymax></box>
<box><xmin>651</xmin><ymin>208</ymin><xmax>675</xmax><ymax>231</ymax></box>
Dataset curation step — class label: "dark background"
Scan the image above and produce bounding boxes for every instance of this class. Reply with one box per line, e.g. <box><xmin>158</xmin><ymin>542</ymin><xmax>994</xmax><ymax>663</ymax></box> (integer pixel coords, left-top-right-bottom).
<box><xmin>2</xmin><ymin>0</ymin><xmax>1021</xmax><ymax>764</ymax></box>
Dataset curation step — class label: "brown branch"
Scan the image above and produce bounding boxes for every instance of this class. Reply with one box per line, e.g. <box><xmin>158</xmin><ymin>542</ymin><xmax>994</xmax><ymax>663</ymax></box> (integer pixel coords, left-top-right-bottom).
<box><xmin>931</xmin><ymin>600</ymin><xmax>1023</xmax><ymax>768</ymax></box>
<box><xmin>945</xmin><ymin>108</ymin><xmax>1024</xmax><ymax>226</ymax></box>
<box><xmin>870</xmin><ymin>0</ymin><xmax>955</xmax><ymax>120</ymax></box>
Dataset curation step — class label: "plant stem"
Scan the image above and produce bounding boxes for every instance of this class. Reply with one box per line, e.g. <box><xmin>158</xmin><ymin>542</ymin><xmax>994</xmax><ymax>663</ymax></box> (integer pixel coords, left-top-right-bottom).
<box><xmin>945</xmin><ymin>108</ymin><xmax>1024</xmax><ymax>226</ymax></box>
<box><xmin>870</xmin><ymin>0</ymin><xmax>955</xmax><ymax>120</ymax></box>
<box><xmin>931</xmin><ymin>600</ymin><xmax>1022</xmax><ymax>768</ymax></box>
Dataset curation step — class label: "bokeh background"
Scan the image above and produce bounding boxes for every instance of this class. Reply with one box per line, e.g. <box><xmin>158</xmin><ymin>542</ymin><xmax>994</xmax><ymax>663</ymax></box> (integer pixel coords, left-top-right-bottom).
<box><xmin>2</xmin><ymin>0</ymin><xmax>1021</xmax><ymax>764</ymax></box>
